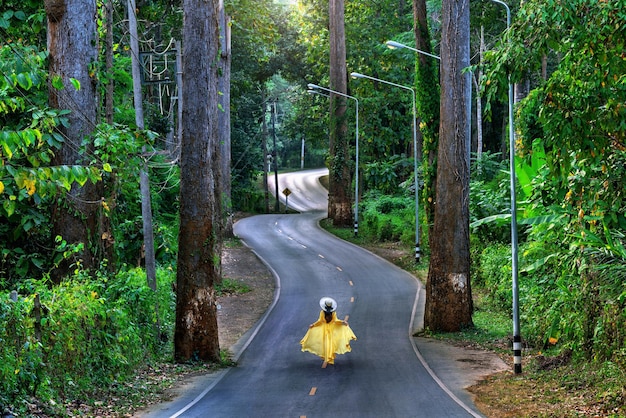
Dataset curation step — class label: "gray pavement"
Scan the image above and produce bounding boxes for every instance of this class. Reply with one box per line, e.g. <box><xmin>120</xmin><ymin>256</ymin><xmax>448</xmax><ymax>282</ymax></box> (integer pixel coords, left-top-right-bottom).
<box><xmin>139</xmin><ymin>274</ymin><xmax>509</xmax><ymax>418</ymax></box>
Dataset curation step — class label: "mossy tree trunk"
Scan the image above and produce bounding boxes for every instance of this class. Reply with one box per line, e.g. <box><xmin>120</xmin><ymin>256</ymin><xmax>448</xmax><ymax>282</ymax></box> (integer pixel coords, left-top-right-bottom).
<box><xmin>328</xmin><ymin>0</ymin><xmax>352</xmax><ymax>226</ymax></box>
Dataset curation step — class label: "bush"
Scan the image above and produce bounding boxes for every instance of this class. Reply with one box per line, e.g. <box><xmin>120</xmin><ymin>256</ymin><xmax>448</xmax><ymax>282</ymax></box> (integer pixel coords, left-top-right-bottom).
<box><xmin>475</xmin><ymin>243</ymin><xmax>512</xmax><ymax>311</ymax></box>
<box><xmin>360</xmin><ymin>193</ymin><xmax>415</xmax><ymax>245</ymax></box>
<box><xmin>0</xmin><ymin>267</ymin><xmax>176</xmax><ymax>414</ymax></box>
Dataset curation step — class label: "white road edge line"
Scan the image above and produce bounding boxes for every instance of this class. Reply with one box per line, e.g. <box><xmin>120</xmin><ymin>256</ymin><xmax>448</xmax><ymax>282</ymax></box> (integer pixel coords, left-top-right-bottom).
<box><xmin>315</xmin><ymin>219</ymin><xmax>483</xmax><ymax>416</ymax></box>
<box><xmin>168</xmin><ymin>244</ymin><xmax>282</xmax><ymax>418</ymax></box>
<box><xmin>408</xmin><ymin>279</ymin><xmax>483</xmax><ymax>418</ymax></box>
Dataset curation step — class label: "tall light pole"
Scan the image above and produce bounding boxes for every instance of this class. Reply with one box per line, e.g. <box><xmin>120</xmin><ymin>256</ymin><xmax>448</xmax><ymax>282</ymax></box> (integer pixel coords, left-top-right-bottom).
<box><xmin>308</xmin><ymin>83</ymin><xmax>360</xmax><ymax>236</ymax></box>
<box><xmin>490</xmin><ymin>0</ymin><xmax>521</xmax><ymax>374</ymax></box>
<box><xmin>350</xmin><ymin>72</ymin><xmax>421</xmax><ymax>263</ymax></box>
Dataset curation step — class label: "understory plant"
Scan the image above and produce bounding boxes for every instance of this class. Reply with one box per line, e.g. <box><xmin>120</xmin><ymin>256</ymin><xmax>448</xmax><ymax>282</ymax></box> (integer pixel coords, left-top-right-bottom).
<box><xmin>360</xmin><ymin>190</ymin><xmax>415</xmax><ymax>245</ymax></box>
<box><xmin>0</xmin><ymin>266</ymin><xmax>176</xmax><ymax>414</ymax></box>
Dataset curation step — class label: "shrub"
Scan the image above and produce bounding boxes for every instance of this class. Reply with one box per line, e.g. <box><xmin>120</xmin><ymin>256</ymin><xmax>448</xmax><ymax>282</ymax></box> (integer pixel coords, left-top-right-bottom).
<box><xmin>475</xmin><ymin>243</ymin><xmax>512</xmax><ymax>311</ymax></box>
<box><xmin>0</xmin><ymin>266</ymin><xmax>176</xmax><ymax>414</ymax></box>
<box><xmin>360</xmin><ymin>193</ymin><xmax>414</xmax><ymax>245</ymax></box>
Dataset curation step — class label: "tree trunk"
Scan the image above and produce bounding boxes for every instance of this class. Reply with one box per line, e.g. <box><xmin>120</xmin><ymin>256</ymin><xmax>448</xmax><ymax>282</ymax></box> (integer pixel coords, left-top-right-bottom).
<box><xmin>328</xmin><ymin>0</ymin><xmax>352</xmax><ymax>226</ymax></box>
<box><xmin>47</xmin><ymin>0</ymin><xmax>100</xmax><ymax>281</ymax></box>
<box><xmin>128</xmin><ymin>0</ymin><xmax>157</xmax><ymax>291</ymax></box>
<box><xmin>424</xmin><ymin>0</ymin><xmax>473</xmax><ymax>332</ymax></box>
<box><xmin>175</xmin><ymin>0</ymin><xmax>222</xmax><ymax>363</ymax></box>
<box><xmin>219</xmin><ymin>0</ymin><xmax>233</xmax><ymax>238</ymax></box>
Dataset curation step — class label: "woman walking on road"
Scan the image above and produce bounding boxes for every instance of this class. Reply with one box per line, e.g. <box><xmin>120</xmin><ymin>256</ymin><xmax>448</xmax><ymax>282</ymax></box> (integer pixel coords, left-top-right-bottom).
<box><xmin>300</xmin><ymin>297</ymin><xmax>357</xmax><ymax>365</ymax></box>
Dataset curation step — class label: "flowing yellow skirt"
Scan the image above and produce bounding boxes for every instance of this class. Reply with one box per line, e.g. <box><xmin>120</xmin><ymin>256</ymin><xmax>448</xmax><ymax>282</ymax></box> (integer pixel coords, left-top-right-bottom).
<box><xmin>300</xmin><ymin>311</ymin><xmax>357</xmax><ymax>364</ymax></box>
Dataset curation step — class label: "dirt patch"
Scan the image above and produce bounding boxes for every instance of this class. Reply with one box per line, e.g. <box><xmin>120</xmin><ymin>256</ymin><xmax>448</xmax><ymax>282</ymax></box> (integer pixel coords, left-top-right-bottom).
<box><xmin>218</xmin><ymin>245</ymin><xmax>275</xmax><ymax>352</ymax></box>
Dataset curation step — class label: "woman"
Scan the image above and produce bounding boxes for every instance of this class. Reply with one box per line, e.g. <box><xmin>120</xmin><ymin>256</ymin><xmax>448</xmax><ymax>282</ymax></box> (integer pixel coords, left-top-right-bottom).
<box><xmin>300</xmin><ymin>297</ymin><xmax>357</xmax><ymax>364</ymax></box>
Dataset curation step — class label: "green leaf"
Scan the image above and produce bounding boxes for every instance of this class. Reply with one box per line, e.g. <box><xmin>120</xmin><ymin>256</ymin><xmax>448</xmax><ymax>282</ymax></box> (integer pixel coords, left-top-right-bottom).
<box><xmin>470</xmin><ymin>213</ymin><xmax>511</xmax><ymax>228</ymax></box>
<box><xmin>69</xmin><ymin>78</ymin><xmax>81</xmax><ymax>91</ymax></box>
<box><xmin>1</xmin><ymin>136</ymin><xmax>13</xmax><ymax>159</ymax></box>
<box><xmin>103</xmin><ymin>163</ymin><xmax>112</xmax><ymax>173</ymax></box>
<box><xmin>16</xmin><ymin>73</ymin><xmax>33</xmax><ymax>90</ymax></box>
<box><xmin>51</xmin><ymin>75</ymin><xmax>64</xmax><ymax>90</ymax></box>
<box><xmin>518</xmin><ymin>215</ymin><xmax>561</xmax><ymax>226</ymax></box>
<box><xmin>3</xmin><ymin>199</ymin><xmax>15</xmax><ymax>217</ymax></box>
<box><xmin>520</xmin><ymin>254</ymin><xmax>557</xmax><ymax>274</ymax></box>
<box><xmin>71</xmin><ymin>165</ymin><xmax>86</xmax><ymax>186</ymax></box>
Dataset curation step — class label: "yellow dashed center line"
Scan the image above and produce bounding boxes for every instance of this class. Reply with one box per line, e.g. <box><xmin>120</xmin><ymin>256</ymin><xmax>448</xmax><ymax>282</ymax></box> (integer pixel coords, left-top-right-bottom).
<box><xmin>336</xmin><ymin>266</ymin><xmax>343</xmax><ymax>271</ymax></box>
<box><xmin>309</xmin><ymin>387</ymin><xmax>317</xmax><ymax>395</ymax></box>
<box><xmin>349</xmin><ymin>280</ymin><xmax>354</xmax><ymax>286</ymax></box>
<box><xmin>351</xmin><ymin>296</ymin><xmax>355</xmax><ymax>303</ymax></box>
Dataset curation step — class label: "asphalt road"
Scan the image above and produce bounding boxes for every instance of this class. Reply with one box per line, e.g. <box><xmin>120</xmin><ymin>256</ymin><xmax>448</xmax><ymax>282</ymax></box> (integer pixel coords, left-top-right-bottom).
<box><xmin>165</xmin><ymin>169</ymin><xmax>480</xmax><ymax>418</ymax></box>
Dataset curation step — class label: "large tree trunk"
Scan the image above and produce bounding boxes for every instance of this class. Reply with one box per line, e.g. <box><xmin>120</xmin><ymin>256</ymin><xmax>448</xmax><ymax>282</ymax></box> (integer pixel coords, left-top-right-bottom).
<box><xmin>47</xmin><ymin>0</ymin><xmax>100</xmax><ymax>281</ymax></box>
<box><xmin>328</xmin><ymin>0</ymin><xmax>352</xmax><ymax>226</ymax></box>
<box><xmin>175</xmin><ymin>0</ymin><xmax>222</xmax><ymax>363</ymax></box>
<box><xmin>424</xmin><ymin>0</ymin><xmax>473</xmax><ymax>332</ymax></box>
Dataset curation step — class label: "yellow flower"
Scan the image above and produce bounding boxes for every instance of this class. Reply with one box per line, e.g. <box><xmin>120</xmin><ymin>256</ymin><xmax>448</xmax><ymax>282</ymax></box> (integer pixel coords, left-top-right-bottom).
<box><xmin>0</xmin><ymin>181</ymin><xmax>4</xmax><ymax>194</ymax></box>
<box><xmin>548</xmin><ymin>337</ymin><xmax>558</xmax><ymax>345</ymax></box>
<box><xmin>24</xmin><ymin>178</ymin><xmax>36</xmax><ymax>196</ymax></box>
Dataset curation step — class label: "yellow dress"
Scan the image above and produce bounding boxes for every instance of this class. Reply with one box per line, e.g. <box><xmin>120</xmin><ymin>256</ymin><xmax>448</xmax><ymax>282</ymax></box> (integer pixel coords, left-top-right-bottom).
<box><xmin>300</xmin><ymin>310</ymin><xmax>357</xmax><ymax>364</ymax></box>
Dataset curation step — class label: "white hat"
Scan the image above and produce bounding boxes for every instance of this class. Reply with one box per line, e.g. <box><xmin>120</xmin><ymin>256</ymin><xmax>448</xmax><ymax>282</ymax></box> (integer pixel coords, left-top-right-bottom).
<box><xmin>319</xmin><ymin>297</ymin><xmax>337</xmax><ymax>312</ymax></box>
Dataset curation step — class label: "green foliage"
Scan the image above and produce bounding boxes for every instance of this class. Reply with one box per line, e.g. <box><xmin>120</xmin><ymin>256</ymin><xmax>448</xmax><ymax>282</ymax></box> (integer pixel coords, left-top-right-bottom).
<box><xmin>360</xmin><ymin>192</ymin><xmax>415</xmax><ymax>245</ymax></box>
<box><xmin>0</xmin><ymin>2</ymin><xmax>45</xmax><ymax>45</ymax></box>
<box><xmin>483</xmin><ymin>0</ymin><xmax>626</xmax><ymax>231</ymax></box>
<box><xmin>476</xmin><ymin>0</ymin><xmax>625</xmax><ymax>365</ymax></box>
<box><xmin>558</xmin><ymin>361</ymin><xmax>626</xmax><ymax>412</ymax></box>
<box><xmin>0</xmin><ymin>267</ymin><xmax>176</xmax><ymax>414</ymax></box>
<box><xmin>0</xmin><ymin>43</ymin><xmax>105</xmax><ymax>284</ymax></box>
<box><xmin>469</xmin><ymin>151</ymin><xmax>511</xmax><ymax>243</ymax></box>
<box><xmin>474</xmin><ymin>242</ymin><xmax>511</xmax><ymax>310</ymax></box>
<box><xmin>363</xmin><ymin>154</ymin><xmax>414</xmax><ymax>195</ymax></box>
<box><xmin>215</xmin><ymin>278</ymin><xmax>251</xmax><ymax>297</ymax></box>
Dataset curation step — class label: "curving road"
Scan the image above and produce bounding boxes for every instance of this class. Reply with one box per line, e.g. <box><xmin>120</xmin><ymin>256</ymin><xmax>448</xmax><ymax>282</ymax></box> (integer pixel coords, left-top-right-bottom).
<box><xmin>167</xmin><ymin>169</ymin><xmax>480</xmax><ymax>417</ymax></box>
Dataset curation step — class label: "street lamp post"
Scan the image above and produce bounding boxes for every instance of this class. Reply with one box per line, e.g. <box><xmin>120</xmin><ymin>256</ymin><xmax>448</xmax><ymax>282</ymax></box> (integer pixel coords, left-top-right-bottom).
<box><xmin>307</xmin><ymin>83</ymin><xmax>360</xmax><ymax>237</ymax></box>
<box><xmin>385</xmin><ymin>40</ymin><xmax>441</xmax><ymax>61</ymax></box>
<box><xmin>489</xmin><ymin>0</ymin><xmax>521</xmax><ymax>374</ymax></box>
<box><xmin>350</xmin><ymin>72</ymin><xmax>421</xmax><ymax>263</ymax></box>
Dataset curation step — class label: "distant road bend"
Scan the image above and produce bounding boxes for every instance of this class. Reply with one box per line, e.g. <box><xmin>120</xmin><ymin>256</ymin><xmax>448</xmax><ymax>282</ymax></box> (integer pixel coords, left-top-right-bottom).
<box><xmin>170</xmin><ymin>168</ymin><xmax>481</xmax><ymax>417</ymax></box>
